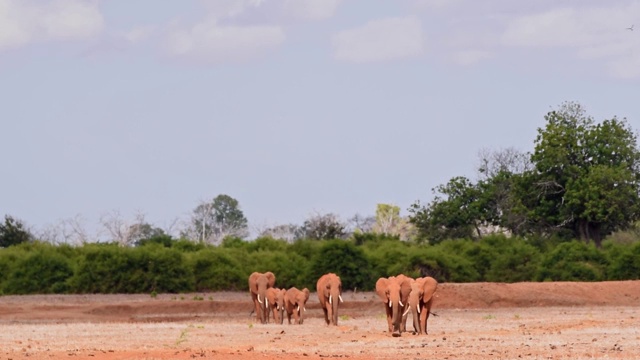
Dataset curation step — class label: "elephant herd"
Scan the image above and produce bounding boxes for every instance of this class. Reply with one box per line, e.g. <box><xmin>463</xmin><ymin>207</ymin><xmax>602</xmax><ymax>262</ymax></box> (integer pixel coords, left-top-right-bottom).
<box><xmin>248</xmin><ymin>272</ymin><xmax>342</xmax><ymax>326</ymax></box>
<box><xmin>249</xmin><ymin>271</ymin><xmax>438</xmax><ymax>336</ymax></box>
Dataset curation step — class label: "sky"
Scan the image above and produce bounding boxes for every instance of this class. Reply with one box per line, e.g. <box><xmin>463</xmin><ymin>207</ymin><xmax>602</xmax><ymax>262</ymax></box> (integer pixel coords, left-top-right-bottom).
<box><xmin>1</xmin><ymin>0</ymin><xmax>640</xmax><ymax>239</ymax></box>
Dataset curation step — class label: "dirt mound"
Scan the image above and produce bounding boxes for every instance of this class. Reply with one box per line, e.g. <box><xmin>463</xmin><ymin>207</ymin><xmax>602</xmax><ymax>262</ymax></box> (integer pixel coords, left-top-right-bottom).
<box><xmin>1</xmin><ymin>281</ymin><xmax>639</xmax><ymax>324</ymax></box>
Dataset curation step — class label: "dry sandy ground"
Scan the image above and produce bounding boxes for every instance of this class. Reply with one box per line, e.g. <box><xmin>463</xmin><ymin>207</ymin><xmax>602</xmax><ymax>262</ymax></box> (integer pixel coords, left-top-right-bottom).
<box><xmin>1</xmin><ymin>281</ymin><xmax>639</xmax><ymax>360</ymax></box>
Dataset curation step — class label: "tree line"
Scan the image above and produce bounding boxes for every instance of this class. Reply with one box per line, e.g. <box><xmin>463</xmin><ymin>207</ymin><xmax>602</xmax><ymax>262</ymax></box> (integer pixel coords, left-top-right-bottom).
<box><xmin>0</xmin><ymin>233</ymin><xmax>639</xmax><ymax>295</ymax></box>
<box><xmin>2</xmin><ymin>101</ymin><xmax>640</xmax><ymax>294</ymax></box>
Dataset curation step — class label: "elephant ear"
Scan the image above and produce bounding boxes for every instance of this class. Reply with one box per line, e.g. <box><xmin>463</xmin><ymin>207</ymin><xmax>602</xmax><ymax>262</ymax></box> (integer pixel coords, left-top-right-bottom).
<box><xmin>375</xmin><ymin>277</ymin><xmax>389</xmax><ymax>302</ymax></box>
<box><xmin>302</xmin><ymin>288</ymin><xmax>310</xmax><ymax>300</ymax></box>
<box><xmin>249</xmin><ymin>272</ymin><xmax>259</xmax><ymax>291</ymax></box>
<box><xmin>421</xmin><ymin>277</ymin><xmax>438</xmax><ymax>302</ymax></box>
<box><xmin>265</xmin><ymin>271</ymin><xmax>276</xmax><ymax>287</ymax></box>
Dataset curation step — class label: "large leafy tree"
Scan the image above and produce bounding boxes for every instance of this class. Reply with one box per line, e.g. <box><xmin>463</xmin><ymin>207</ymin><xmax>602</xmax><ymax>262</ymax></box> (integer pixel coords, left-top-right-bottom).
<box><xmin>191</xmin><ymin>194</ymin><xmax>249</xmax><ymax>244</ymax></box>
<box><xmin>301</xmin><ymin>213</ymin><xmax>346</xmax><ymax>240</ymax></box>
<box><xmin>527</xmin><ymin>102</ymin><xmax>640</xmax><ymax>246</ymax></box>
<box><xmin>0</xmin><ymin>215</ymin><xmax>32</xmax><ymax>247</ymax></box>
<box><xmin>410</xmin><ymin>102</ymin><xmax>640</xmax><ymax>247</ymax></box>
<box><xmin>409</xmin><ymin>176</ymin><xmax>485</xmax><ymax>244</ymax></box>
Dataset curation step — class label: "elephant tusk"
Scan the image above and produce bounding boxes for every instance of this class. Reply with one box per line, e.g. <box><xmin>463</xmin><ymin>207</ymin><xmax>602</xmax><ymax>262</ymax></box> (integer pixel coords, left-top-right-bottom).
<box><xmin>297</xmin><ymin>305</ymin><xmax>300</xmax><ymax>313</ymax></box>
<box><xmin>403</xmin><ymin>306</ymin><xmax>411</xmax><ymax>317</ymax></box>
<box><xmin>399</xmin><ymin>300</ymin><xmax>404</xmax><ymax>307</ymax></box>
<box><xmin>339</xmin><ymin>295</ymin><xmax>343</xmax><ymax>303</ymax></box>
<box><xmin>388</xmin><ymin>300</ymin><xmax>392</xmax><ymax>308</ymax></box>
<box><xmin>257</xmin><ymin>294</ymin><xmax>263</xmax><ymax>304</ymax></box>
<box><xmin>329</xmin><ymin>295</ymin><xmax>332</xmax><ymax>305</ymax></box>
<box><xmin>304</xmin><ymin>307</ymin><xmax>306</xmax><ymax>312</ymax></box>
<box><xmin>417</xmin><ymin>304</ymin><xmax>421</xmax><ymax>314</ymax></box>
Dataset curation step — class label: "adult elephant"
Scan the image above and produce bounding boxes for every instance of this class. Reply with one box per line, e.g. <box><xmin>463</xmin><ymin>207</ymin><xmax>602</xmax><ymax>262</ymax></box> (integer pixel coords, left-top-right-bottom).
<box><xmin>375</xmin><ymin>274</ymin><xmax>413</xmax><ymax>336</ymax></box>
<box><xmin>248</xmin><ymin>271</ymin><xmax>276</xmax><ymax>324</ymax></box>
<box><xmin>407</xmin><ymin>276</ymin><xmax>438</xmax><ymax>335</ymax></box>
<box><xmin>284</xmin><ymin>287</ymin><xmax>310</xmax><ymax>325</ymax></box>
<box><xmin>266</xmin><ymin>287</ymin><xmax>286</xmax><ymax>324</ymax></box>
<box><xmin>316</xmin><ymin>273</ymin><xmax>343</xmax><ymax>326</ymax></box>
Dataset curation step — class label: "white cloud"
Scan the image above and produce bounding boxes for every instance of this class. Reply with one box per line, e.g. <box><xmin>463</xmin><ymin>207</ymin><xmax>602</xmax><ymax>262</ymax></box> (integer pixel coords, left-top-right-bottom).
<box><xmin>607</xmin><ymin>51</ymin><xmax>640</xmax><ymax>80</ymax></box>
<box><xmin>282</xmin><ymin>0</ymin><xmax>342</xmax><ymax>20</ymax></box>
<box><xmin>165</xmin><ymin>0</ymin><xmax>291</xmax><ymax>64</ymax></box>
<box><xmin>0</xmin><ymin>0</ymin><xmax>103</xmax><ymax>50</ymax></box>
<box><xmin>451</xmin><ymin>50</ymin><xmax>493</xmax><ymax>66</ymax></box>
<box><xmin>124</xmin><ymin>26</ymin><xmax>155</xmax><ymax>44</ymax></box>
<box><xmin>499</xmin><ymin>3</ymin><xmax>640</xmax><ymax>78</ymax></box>
<box><xmin>166</xmin><ymin>19</ymin><xmax>285</xmax><ymax>63</ymax></box>
<box><xmin>332</xmin><ymin>17</ymin><xmax>424</xmax><ymax>63</ymax></box>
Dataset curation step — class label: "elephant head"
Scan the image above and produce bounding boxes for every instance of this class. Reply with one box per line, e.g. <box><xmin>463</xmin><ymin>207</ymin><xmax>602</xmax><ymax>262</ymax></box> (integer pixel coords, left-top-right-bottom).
<box><xmin>408</xmin><ymin>276</ymin><xmax>438</xmax><ymax>335</ymax></box>
<box><xmin>316</xmin><ymin>273</ymin><xmax>343</xmax><ymax>326</ymax></box>
<box><xmin>248</xmin><ymin>271</ymin><xmax>276</xmax><ymax>324</ymax></box>
<box><xmin>376</xmin><ymin>274</ymin><xmax>413</xmax><ymax>335</ymax></box>
<box><xmin>266</xmin><ymin>287</ymin><xmax>286</xmax><ymax>324</ymax></box>
<box><xmin>284</xmin><ymin>287</ymin><xmax>310</xmax><ymax>325</ymax></box>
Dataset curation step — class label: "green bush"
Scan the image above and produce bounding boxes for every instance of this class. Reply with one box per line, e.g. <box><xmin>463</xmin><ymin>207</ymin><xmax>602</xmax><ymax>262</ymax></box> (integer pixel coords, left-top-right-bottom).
<box><xmin>72</xmin><ymin>244</ymin><xmax>193</xmax><ymax>293</ymax></box>
<box><xmin>364</xmin><ymin>240</ymin><xmax>416</xmax><ymax>279</ymax></box>
<box><xmin>246</xmin><ymin>251</ymin><xmax>309</xmax><ymax>289</ymax></box>
<box><xmin>536</xmin><ymin>241</ymin><xmax>607</xmax><ymax>281</ymax></box>
<box><xmin>307</xmin><ymin>240</ymin><xmax>373</xmax><ymax>290</ymax></box>
<box><xmin>605</xmin><ymin>241</ymin><xmax>640</xmax><ymax>280</ymax></box>
<box><xmin>2</xmin><ymin>248</ymin><xmax>73</xmax><ymax>294</ymax></box>
<box><xmin>408</xmin><ymin>247</ymin><xmax>480</xmax><ymax>283</ymax></box>
<box><xmin>189</xmin><ymin>248</ymin><xmax>247</xmax><ymax>291</ymax></box>
<box><xmin>473</xmin><ymin>235</ymin><xmax>541</xmax><ymax>282</ymax></box>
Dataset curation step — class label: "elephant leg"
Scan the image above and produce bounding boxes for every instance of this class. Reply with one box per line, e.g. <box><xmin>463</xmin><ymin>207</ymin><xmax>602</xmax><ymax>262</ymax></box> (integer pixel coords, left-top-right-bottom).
<box><xmin>252</xmin><ymin>298</ymin><xmax>261</xmax><ymax>322</ymax></box>
<box><xmin>322</xmin><ymin>305</ymin><xmax>330</xmax><ymax>325</ymax></box>
<box><xmin>420</xmin><ymin>306</ymin><xmax>428</xmax><ymax>334</ymax></box>
<box><xmin>385</xmin><ymin>306</ymin><xmax>393</xmax><ymax>333</ymax></box>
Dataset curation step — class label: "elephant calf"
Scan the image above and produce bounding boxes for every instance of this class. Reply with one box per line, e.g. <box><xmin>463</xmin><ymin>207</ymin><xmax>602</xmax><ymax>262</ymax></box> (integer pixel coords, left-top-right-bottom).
<box><xmin>284</xmin><ymin>287</ymin><xmax>310</xmax><ymax>325</ymax></box>
<box><xmin>266</xmin><ymin>287</ymin><xmax>286</xmax><ymax>324</ymax></box>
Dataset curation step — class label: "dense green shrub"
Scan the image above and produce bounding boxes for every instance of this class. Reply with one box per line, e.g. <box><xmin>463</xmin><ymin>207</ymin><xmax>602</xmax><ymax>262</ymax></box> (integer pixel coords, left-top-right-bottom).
<box><xmin>605</xmin><ymin>241</ymin><xmax>640</xmax><ymax>280</ymax></box>
<box><xmin>245</xmin><ymin>237</ymin><xmax>290</xmax><ymax>253</ymax></box>
<box><xmin>408</xmin><ymin>247</ymin><xmax>480</xmax><ymax>283</ymax></box>
<box><xmin>471</xmin><ymin>236</ymin><xmax>541</xmax><ymax>282</ymax></box>
<box><xmin>72</xmin><ymin>244</ymin><xmax>193</xmax><ymax>293</ymax></box>
<box><xmin>0</xmin><ymin>232</ymin><xmax>639</xmax><ymax>295</ymax></box>
<box><xmin>364</xmin><ymin>240</ymin><xmax>415</xmax><ymax>279</ymax></box>
<box><xmin>189</xmin><ymin>248</ymin><xmax>247</xmax><ymax>291</ymax></box>
<box><xmin>307</xmin><ymin>240</ymin><xmax>373</xmax><ymax>291</ymax></box>
<box><xmin>2</xmin><ymin>248</ymin><xmax>73</xmax><ymax>294</ymax></box>
<box><xmin>536</xmin><ymin>241</ymin><xmax>607</xmax><ymax>281</ymax></box>
<box><xmin>247</xmin><ymin>251</ymin><xmax>309</xmax><ymax>289</ymax></box>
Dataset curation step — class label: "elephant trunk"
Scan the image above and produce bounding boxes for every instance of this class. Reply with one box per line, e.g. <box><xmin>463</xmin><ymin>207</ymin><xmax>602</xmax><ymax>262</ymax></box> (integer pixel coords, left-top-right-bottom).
<box><xmin>258</xmin><ymin>288</ymin><xmax>268</xmax><ymax>324</ymax></box>
<box><xmin>278</xmin><ymin>306</ymin><xmax>285</xmax><ymax>325</ymax></box>
<box><xmin>331</xmin><ymin>293</ymin><xmax>339</xmax><ymax>325</ymax></box>
<box><xmin>411</xmin><ymin>301</ymin><xmax>421</xmax><ymax>334</ymax></box>
<box><xmin>391</xmin><ymin>300</ymin><xmax>401</xmax><ymax>333</ymax></box>
<box><xmin>297</xmin><ymin>304</ymin><xmax>304</xmax><ymax>324</ymax></box>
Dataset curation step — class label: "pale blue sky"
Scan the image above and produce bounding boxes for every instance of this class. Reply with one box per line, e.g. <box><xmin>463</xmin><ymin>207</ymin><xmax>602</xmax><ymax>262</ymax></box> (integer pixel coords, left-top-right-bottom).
<box><xmin>1</xmin><ymin>0</ymin><xmax>639</xmax><ymax>239</ymax></box>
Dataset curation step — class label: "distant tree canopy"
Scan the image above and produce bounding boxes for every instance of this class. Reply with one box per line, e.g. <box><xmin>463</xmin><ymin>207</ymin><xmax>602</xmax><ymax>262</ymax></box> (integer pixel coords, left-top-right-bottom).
<box><xmin>410</xmin><ymin>102</ymin><xmax>640</xmax><ymax>247</ymax></box>
<box><xmin>189</xmin><ymin>194</ymin><xmax>249</xmax><ymax>244</ymax></box>
<box><xmin>0</xmin><ymin>215</ymin><xmax>32</xmax><ymax>248</ymax></box>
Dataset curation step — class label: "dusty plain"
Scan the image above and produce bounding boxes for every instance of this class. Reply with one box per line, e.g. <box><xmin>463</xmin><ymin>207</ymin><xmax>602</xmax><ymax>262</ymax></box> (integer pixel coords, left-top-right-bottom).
<box><xmin>1</xmin><ymin>281</ymin><xmax>639</xmax><ymax>360</ymax></box>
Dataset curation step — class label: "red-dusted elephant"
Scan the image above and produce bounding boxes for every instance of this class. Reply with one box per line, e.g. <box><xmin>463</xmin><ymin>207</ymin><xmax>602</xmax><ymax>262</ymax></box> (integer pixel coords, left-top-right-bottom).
<box><xmin>248</xmin><ymin>271</ymin><xmax>275</xmax><ymax>324</ymax></box>
<box><xmin>266</xmin><ymin>287</ymin><xmax>286</xmax><ymax>324</ymax></box>
<box><xmin>316</xmin><ymin>273</ymin><xmax>343</xmax><ymax>326</ymax></box>
<box><xmin>284</xmin><ymin>287</ymin><xmax>310</xmax><ymax>325</ymax></box>
<box><xmin>375</xmin><ymin>274</ymin><xmax>413</xmax><ymax>336</ymax></box>
<box><xmin>407</xmin><ymin>276</ymin><xmax>438</xmax><ymax>335</ymax></box>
